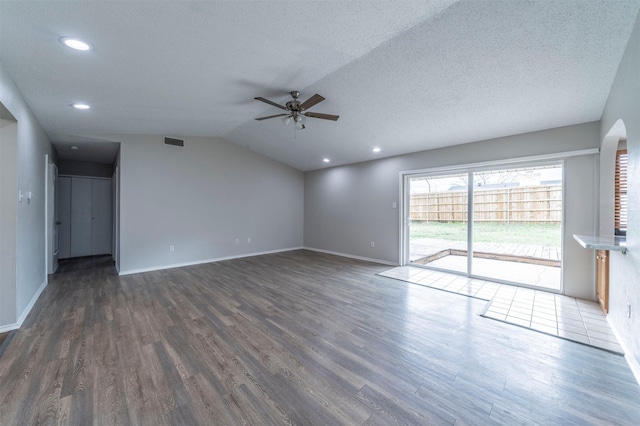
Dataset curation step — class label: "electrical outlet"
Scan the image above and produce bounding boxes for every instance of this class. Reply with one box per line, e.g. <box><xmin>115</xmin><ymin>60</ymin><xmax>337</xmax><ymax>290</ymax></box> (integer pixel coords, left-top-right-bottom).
<box><xmin>169</xmin><ymin>245</ymin><xmax>175</xmax><ymax>252</ymax></box>
<box><xmin>247</xmin><ymin>237</ymin><xmax>251</xmax><ymax>243</ymax></box>
<box><xmin>392</xmin><ymin>201</ymin><xmax>397</xmax><ymax>209</ymax></box>
<box><xmin>235</xmin><ymin>239</ymin><xmax>239</xmax><ymax>244</ymax></box>
<box><xmin>370</xmin><ymin>241</ymin><xmax>375</xmax><ymax>248</ymax></box>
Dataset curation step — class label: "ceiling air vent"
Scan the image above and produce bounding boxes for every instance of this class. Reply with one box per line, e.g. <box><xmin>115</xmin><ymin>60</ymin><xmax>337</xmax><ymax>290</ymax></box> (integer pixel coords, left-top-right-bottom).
<box><xmin>164</xmin><ymin>137</ymin><xmax>184</xmax><ymax>147</ymax></box>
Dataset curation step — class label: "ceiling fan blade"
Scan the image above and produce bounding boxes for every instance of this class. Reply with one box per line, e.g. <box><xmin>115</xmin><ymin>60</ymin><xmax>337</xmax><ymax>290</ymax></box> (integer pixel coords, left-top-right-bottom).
<box><xmin>304</xmin><ymin>112</ymin><xmax>339</xmax><ymax>121</ymax></box>
<box><xmin>254</xmin><ymin>97</ymin><xmax>287</xmax><ymax>110</ymax></box>
<box><xmin>300</xmin><ymin>94</ymin><xmax>325</xmax><ymax>110</ymax></box>
<box><xmin>255</xmin><ymin>113</ymin><xmax>289</xmax><ymax>121</ymax></box>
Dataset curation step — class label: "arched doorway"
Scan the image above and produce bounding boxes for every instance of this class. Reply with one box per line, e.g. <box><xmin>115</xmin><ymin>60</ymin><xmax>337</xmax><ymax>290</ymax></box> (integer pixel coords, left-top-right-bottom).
<box><xmin>600</xmin><ymin>119</ymin><xmax>627</xmax><ymax>235</ymax></box>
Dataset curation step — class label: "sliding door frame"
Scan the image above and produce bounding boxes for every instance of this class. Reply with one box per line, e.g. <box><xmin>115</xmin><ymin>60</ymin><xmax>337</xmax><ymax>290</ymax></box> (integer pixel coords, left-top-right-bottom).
<box><xmin>398</xmin><ymin>149</ymin><xmax>594</xmax><ymax>291</ymax></box>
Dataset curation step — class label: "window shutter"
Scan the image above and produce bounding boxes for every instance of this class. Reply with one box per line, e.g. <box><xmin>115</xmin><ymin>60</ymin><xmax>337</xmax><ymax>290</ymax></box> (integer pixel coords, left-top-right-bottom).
<box><xmin>615</xmin><ymin>150</ymin><xmax>627</xmax><ymax>235</ymax></box>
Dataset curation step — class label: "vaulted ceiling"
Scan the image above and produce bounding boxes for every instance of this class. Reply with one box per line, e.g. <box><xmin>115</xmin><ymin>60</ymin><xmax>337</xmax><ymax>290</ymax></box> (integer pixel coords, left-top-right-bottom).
<box><xmin>1</xmin><ymin>1</ymin><xmax>638</xmax><ymax>170</ymax></box>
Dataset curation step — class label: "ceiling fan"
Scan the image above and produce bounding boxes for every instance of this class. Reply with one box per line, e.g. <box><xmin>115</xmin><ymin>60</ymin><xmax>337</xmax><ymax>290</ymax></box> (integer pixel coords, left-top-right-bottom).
<box><xmin>254</xmin><ymin>91</ymin><xmax>339</xmax><ymax>130</ymax></box>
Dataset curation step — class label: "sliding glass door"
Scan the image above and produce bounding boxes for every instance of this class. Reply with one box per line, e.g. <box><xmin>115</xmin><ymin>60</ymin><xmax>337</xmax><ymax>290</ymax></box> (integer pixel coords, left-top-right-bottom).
<box><xmin>405</xmin><ymin>163</ymin><xmax>563</xmax><ymax>291</ymax></box>
<box><xmin>407</xmin><ymin>173</ymin><xmax>469</xmax><ymax>274</ymax></box>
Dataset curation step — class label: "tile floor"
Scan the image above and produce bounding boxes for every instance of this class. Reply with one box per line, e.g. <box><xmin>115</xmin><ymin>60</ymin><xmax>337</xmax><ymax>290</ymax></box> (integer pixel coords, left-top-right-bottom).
<box><xmin>379</xmin><ymin>265</ymin><xmax>623</xmax><ymax>354</ymax></box>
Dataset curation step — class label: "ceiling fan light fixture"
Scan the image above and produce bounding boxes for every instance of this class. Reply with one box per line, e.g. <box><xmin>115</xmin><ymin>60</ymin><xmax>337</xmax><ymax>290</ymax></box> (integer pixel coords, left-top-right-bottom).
<box><xmin>255</xmin><ymin>91</ymin><xmax>338</xmax><ymax>131</ymax></box>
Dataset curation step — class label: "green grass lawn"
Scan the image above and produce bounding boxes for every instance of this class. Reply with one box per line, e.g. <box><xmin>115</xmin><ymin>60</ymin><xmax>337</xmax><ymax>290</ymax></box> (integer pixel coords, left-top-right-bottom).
<box><xmin>410</xmin><ymin>221</ymin><xmax>561</xmax><ymax>247</ymax></box>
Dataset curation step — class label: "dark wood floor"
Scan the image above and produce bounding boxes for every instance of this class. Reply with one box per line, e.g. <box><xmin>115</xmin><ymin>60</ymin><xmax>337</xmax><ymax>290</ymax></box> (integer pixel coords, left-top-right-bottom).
<box><xmin>0</xmin><ymin>250</ymin><xmax>639</xmax><ymax>425</ymax></box>
<box><xmin>0</xmin><ymin>333</ymin><xmax>8</xmax><ymax>348</ymax></box>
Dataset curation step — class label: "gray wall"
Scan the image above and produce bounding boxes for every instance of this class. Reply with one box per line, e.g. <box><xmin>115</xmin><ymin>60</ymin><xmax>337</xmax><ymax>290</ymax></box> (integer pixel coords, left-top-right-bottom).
<box><xmin>0</xmin><ymin>62</ymin><xmax>55</xmax><ymax>330</ymax></box>
<box><xmin>0</xmin><ymin>116</ymin><xmax>18</xmax><ymax>327</ymax></box>
<box><xmin>112</xmin><ymin>135</ymin><xmax>303</xmax><ymax>274</ymax></box>
<box><xmin>305</xmin><ymin>122</ymin><xmax>600</xmax><ymax>299</ymax></box>
<box><xmin>601</xmin><ymin>11</ymin><xmax>640</xmax><ymax>373</ymax></box>
<box><xmin>58</xmin><ymin>159</ymin><xmax>113</xmax><ymax>178</ymax></box>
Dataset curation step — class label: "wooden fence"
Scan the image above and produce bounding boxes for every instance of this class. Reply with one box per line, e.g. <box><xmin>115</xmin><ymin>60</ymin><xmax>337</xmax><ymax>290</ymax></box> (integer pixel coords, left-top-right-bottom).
<box><xmin>410</xmin><ymin>185</ymin><xmax>562</xmax><ymax>223</ymax></box>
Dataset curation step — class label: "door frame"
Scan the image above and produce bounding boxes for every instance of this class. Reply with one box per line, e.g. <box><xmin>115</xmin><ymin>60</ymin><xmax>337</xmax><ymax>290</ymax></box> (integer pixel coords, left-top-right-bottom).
<box><xmin>58</xmin><ymin>174</ymin><xmax>114</xmax><ymax>259</ymax></box>
<box><xmin>44</xmin><ymin>155</ymin><xmax>58</xmax><ymax>280</ymax></box>
<box><xmin>113</xmin><ymin>166</ymin><xmax>120</xmax><ymax>272</ymax></box>
<box><xmin>398</xmin><ymin>151</ymin><xmax>588</xmax><ymax>292</ymax></box>
<box><xmin>44</xmin><ymin>155</ymin><xmax>49</xmax><ymax>282</ymax></box>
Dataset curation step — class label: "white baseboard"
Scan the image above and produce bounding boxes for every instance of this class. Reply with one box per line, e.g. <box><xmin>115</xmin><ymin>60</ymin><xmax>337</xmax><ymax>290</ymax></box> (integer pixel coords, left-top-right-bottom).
<box><xmin>17</xmin><ymin>280</ymin><xmax>47</xmax><ymax>325</ymax></box>
<box><xmin>0</xmin><ymin>279</ymin><xmax>47</xmax><ymax>333</ymax></box>
<box><xmin>118</xmin><ymin>247</ymin><xmax>304</xmax><ymax>276</ymax></box>
<box><xmin>0</xmin><ymin>322</ymin><xmax>19</xmax><ymax>333</ymax></box>
<box><xmin>303</xmin><ymin>246</ymin><xmax>398</xmax><ymax>266</ymax></box>
<box><xmin>607</xmin><ymin>315</ymin><xmax>640</xmax><ymax>386</ymax></box>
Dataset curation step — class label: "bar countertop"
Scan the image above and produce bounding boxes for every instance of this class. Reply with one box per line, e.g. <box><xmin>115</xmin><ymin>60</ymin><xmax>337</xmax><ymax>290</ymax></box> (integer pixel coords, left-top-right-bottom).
<box><xmin>573</xmin><ymin>234</ymin><xmax>627</xmax><ymax>252</ymax></box>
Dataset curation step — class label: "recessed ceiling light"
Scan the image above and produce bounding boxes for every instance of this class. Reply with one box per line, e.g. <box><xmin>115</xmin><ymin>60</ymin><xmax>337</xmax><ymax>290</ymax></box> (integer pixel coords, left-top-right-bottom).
<box><xmin>323</xmin><ymin>158</ymin><xmax>330</xmax><ymax>163</ymax></box>
<box><xmin>59</xmin><ymin>37</ymin><xmax>91</xmax><ymax>51</ymax></box>
<box><xmin>372</xmin><ymin>147</ymin><xmax>381</xmax><ymax>153</ymax></box>
<box><xmin>70</xmin><ymin>146</ymin><xmax>79</xmax><ymax>150</ymax></box>
<box><xmin>71</xmin><ymin>103</ymin><xmax>90</xmax><ymax>110</ymax></box>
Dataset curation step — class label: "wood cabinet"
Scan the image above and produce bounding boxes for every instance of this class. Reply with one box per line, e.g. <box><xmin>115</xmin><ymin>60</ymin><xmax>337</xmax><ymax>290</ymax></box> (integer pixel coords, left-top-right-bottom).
<box><xmin>596</xmin><ymin>249</ymin><xmax>609</xmax><ymax>313</ymax></box>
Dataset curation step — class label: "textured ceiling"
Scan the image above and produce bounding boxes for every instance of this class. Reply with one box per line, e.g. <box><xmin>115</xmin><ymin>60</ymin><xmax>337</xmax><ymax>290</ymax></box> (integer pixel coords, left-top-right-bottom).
<box><xmin>0</xmin><ymin>1</ymin><xmax>638</xmax><ymax>171</ymax></box>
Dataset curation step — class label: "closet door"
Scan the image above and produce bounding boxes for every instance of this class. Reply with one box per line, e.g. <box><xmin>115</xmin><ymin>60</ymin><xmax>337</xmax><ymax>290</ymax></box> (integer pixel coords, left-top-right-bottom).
<box><xmin>70</xmin><ymin>177</ymin><xmax>92</xmax><ymax>257</ymax></box>
<box><xmin>91</xmin><ymin>179</ymin><xmax>112</xmax><ymax>255</ymax></box>
<box><xmin>57</xmin><ymin>176</ymin><xmax>71</xmax><ymax>259</ymax></box>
